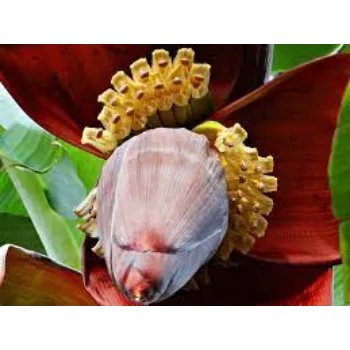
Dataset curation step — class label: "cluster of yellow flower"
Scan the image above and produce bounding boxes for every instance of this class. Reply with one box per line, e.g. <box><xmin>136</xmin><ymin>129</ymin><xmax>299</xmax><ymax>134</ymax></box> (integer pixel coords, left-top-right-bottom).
<box><xmin>81</xmin><ymin>48</ymin><xmax>211</xmax><ymax>154</ymax></box>
<box><xmin>214</xmin><ymin>123</ymin><xmax>278</xmax><ymax>257</ymax></box>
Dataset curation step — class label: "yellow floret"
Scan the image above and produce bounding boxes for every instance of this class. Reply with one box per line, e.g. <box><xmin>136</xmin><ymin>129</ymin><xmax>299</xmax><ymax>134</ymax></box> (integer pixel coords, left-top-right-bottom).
<box><xmin>194</xmin><ymin>121</ymin><xmax>278</xmax><ymax>258</ymax></box>
<box><xmin>81</xmin><ymin>48</ymin><xmax>212</xmax><ymax>154</ymax></box>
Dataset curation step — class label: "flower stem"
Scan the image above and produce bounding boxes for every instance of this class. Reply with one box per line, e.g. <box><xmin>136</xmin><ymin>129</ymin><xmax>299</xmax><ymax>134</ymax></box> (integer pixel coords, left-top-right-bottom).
<box><xmin>1</xmin><ymin>156</ymin><xmax>80</xmax><ymax>269</ymax></box>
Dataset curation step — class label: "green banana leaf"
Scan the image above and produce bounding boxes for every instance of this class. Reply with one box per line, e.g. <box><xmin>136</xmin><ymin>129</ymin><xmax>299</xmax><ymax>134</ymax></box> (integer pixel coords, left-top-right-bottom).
<box><xmin>63</xmin><ymin>142</ymin><xmax>104</xmax><ymax>191</ymax></box>
<box><xmin>0</xmin><ymin>82</ymin><xmax>104</xmax><ymax>268</ymax></box>
<box><xmin>0</xmin><ymin>83</ymin><xmax>102</xmax><ymax>217</ymax></box>
<box><xmin>272</xmin><ymin>44</ymin><xmax>343</xmax><ymax>74</ymax></box>
<box><xmin>0</xmin><ymin>83</ymin><xmax>32</xmax><ymax>128</ymax></box>
<box><xmin>329</xmin><ymin>84</ymin><xmax>350</xmax><ymax>303</ymax></box>
<box><xmin>41</xmin><ymin>152</ymin><xmax>87</xmax><ymax>219</ymax></box>
<box><xmin>0</xmin><ymin>122</ymin><xmax>62</xmax><ymax>173</ymax></box>
<box><xmin>0</xmin><ymin>125</ymin><xmax>87</xmax><ymax>219</ymax></box>
<box><xmin>0</xmin><ymin>214</ymin><xmax>45</xmax><ymax>254</ymax></box>
<box><xmin>0</xmin><ymin>168</ymin><xmax>27</xmax><ymax>216</ymax></box>
<box><xmin>342</xmin><ymin>45</ymin><xmax>350</xmax><ymax>53</ymax></box>
<box><xmin>1</xmin><ymin>157</ymin><xmax>81</xmax><ymax>268</ymax></box>
<box><xmin>333</xmin><ymin>266</ymin><xmax>348</xmax><ymax>306</ymax></box>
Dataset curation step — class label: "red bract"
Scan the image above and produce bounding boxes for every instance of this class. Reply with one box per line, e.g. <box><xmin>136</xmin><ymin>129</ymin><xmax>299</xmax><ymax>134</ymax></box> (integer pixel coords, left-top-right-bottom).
<box><xmin>0</xmin><ymin>245</ymin><xmax>98</xmax><ymax>306</ymax></box>
<box><xmin>212</xmin><ymin>54</ymin><xmax>350</xmax><ymax>265</ymax></box>
<box><xmin>160</xmin><ymin>261</ymin><xmax>333</xmax><ymax>306</ymax></box>
<box><xmin>0</xmin><ymin>44</ymin><xmax>270</xmax><ymax>158</ymax></box>
<box><xmin>0</xmin><ymin>45</ymin><xmax>349</xmax><ymax>306</ymax></box>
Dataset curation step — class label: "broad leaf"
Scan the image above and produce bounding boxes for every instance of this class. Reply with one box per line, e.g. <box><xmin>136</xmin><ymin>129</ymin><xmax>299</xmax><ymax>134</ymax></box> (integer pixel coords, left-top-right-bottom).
<box><xmin>63</xmin><ymin>142</ymin><xmax>104</xmax><ymax>191</ymax></box>
<box><xmin>272</xmin><ymin>44</ymin><xmax>343</xmax><ymax>73</ymax></box>
<box><xmin>329</xmin><ymin>84</ymin><xmax>350</xmax><ymax>303</ymax></box>
<box><xmin>333</xmin><ymin>265</ymin><xmax>349</xmax><ymax>306</ymax></box>
<box><xmin>0</xmin><ymin>122</ymin><xmax>62</xmax><ymax>173</ymax></box>
<box><xmin>341</xmin><ymin>45</ymin><xmax>350</xmax><ymax>53</ymax></box>
<box><xmin>1</xmin><ymin>157</ymin><xmax>81</xmax><ymax>269</ymax></box>
<box><xmin>0</xmin><ymin>82</ymin><xmax>87</xmax><ymax>267</ymax></box>
<box><xmin>339</xmin><ymin>222</ymin><xmax>350</xmax><ymax>303</ymax></box>
<box><xmin>0</xmin><ymin>245</ymin><xmax>97</xmax><ymax>305</ymax></box>
<box><xmin>64</xmin><ymin>219</ymin><xmax>84</xmax><ymax>246</ymax></box>
<box><xmin>0</xmin><ymin>124</ymin><xmax>87</xmax><ymax>219</ymax></box>
<box><xmin>0</xmin><ymin>167</ymin><xmax>27</xmax><ymax>216</ymax></box>
<box><xmin>0</xmin><ymin>83</ymin><xmax>94</xmax><ymax>218</ymax></box>
<box><xmin>41</xmin><ymin>152</ymin><xmax>87</xmax><ymax>219</ymax></box>
<box><xmin>0</xmin><ymin>83</ymin><xmax>32</xmax><ymax>128</ymax></box>
<box><xmin>0</xmin><ymin>84</ymin><xmax>62</xmax><ymax>172</ymax></box>
<box><xmin>0</xmin><ymin>214</ymin><xmax>45</xmax><ymax>254</ymax></box>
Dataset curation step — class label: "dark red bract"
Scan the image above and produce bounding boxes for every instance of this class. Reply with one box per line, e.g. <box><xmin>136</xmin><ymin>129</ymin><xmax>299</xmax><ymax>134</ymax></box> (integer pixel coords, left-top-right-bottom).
<box><xmin>213</xmin><ymin>54</ymin><xmax>350</xmax><ymax>265</ymax></box>
<box><xmin>0</xmin><ymin>44</ymin><xmax>270</xmax><ymax>158</ymax></box>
